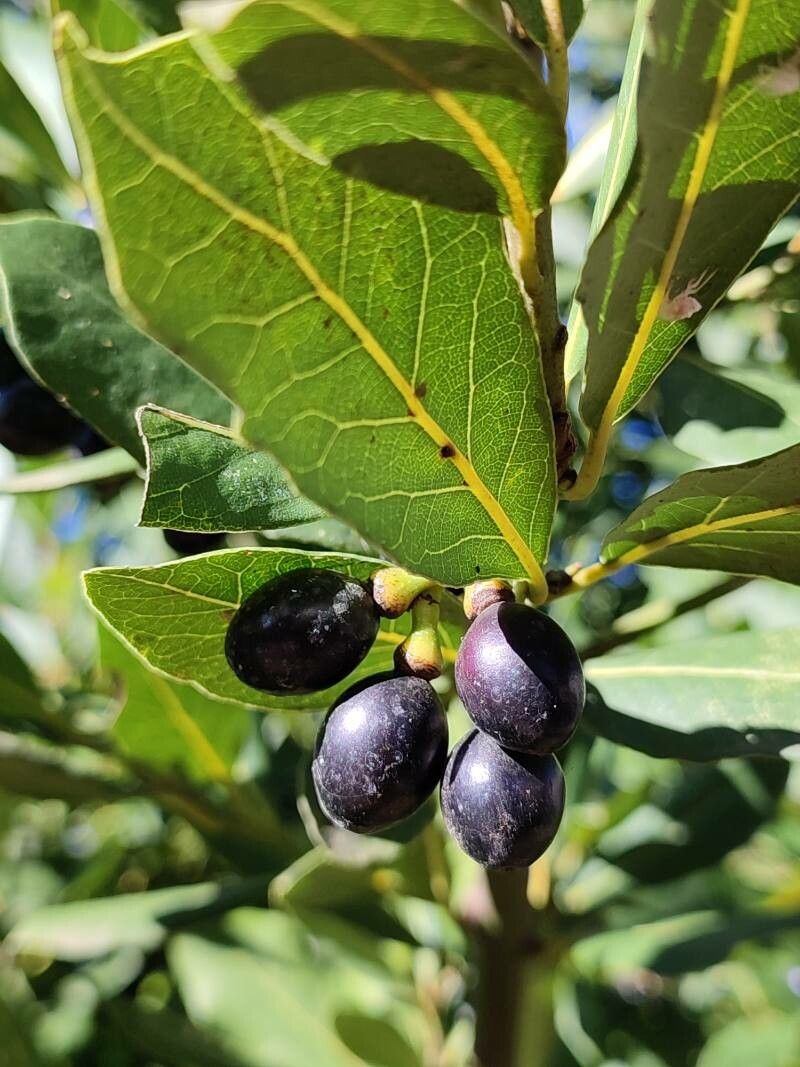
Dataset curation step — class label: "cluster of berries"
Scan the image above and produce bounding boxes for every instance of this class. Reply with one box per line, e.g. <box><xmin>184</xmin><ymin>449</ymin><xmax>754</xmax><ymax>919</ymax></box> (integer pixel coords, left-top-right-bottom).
<box><xmin>225</xmin><ymin>567</ymin><xmax>584</xmax><ymax>869</ymax></box>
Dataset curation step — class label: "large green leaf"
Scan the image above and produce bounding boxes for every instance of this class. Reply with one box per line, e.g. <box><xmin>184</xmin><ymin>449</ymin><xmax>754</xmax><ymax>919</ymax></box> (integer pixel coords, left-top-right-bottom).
<box><xmin>169</xmin><ymin>910</ymin><xmax>423</xmax><ymax>1067</ymax></box>
<box><xmin>596</xmin><ymin>443</ymin><xmax>800</xmax><ymax>583</ymax></box>
<box><xmin>570</xmin><ymin>0</ymin><xmax>800</xmax><ymax>493</ymax></box>
<box><xmin>0</xmin><ymin>216</ymin><xmax>230</xmax><ymax>462</ymax></box>
<box><xmin>138</xmin><ymin>406</ymin><xmax>323</xmax><ymax>532</ymax></box>
<box><xmin>697</xmin><ymin>1016</ymin><xmax>800</xmax><ymax>1067</ymax></box>
<box><xmin>0</xmin><ymin>60</ymin><xmax>71</xmax><ymax>188</ymax></box>
<box><xmin>655</xmin><ymin>355</ymin><xmax>800</xmax><ymax>465</ymax></box>
<box><xmin>0</xmin><ymin>738</ymin><xmax>126</xmax><ymax>803</ymax></box>
<box><xmin>57</xmin><ymin>2</ymin><xmax>566</xmax><ymax>589</ymax></box>
<box><xmin>598</xmin><ymin>759</ymin><xmax>788</xmax><ymax>882</ymax></box>
<box><xmin>100</xmin><ymin>628</ymin><xmax>251</xmax><ymax>783</ymax></box>
<box><xmin>564</xmin><ymin>0</ymin><xmax>650</xmax><ymax>387</ymax></box>
<box><xmin>8</xmin><ymin>879</ymin><xmax>266</xmax><ymax>961</ymax></box>
<box><xmin>83</xmin><ymin>548</ymin><xmax>461</xmax><ymax>710</ymax></box>
<box><xmin>0</xmin><ymin>632</ymin><xmax>47</xmax><ymax>724</ymax></box>
<box><xmin>585</xmin><ymin>628</ymin><xmax>800</xmax><ymax>761</ymax></box>
<box><xmin>571</xmin><ymin>909</ymin><xmax>800</xmax><ymax>982</ymax></box>
<box><xmin>53</xmin><ymin>0</ymin><xmax>146</xmax><ymax>51</ymax></box>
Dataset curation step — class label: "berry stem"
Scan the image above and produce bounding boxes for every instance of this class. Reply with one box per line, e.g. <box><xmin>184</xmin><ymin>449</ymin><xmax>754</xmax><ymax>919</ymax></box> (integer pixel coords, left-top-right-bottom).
<box><xmin>372</xmin><ymin>566</ymin><xmax>437</xmax><ymax>618</ymax></box>
<box><xmin>394</xmin><ymin>591</ymin><xmax>443</xmax><ymax>679</ymax></box>
<box><xmin>474</xmin><ymin>868</ymin><xmax>531</xmax><ymax>1067</ymax></box>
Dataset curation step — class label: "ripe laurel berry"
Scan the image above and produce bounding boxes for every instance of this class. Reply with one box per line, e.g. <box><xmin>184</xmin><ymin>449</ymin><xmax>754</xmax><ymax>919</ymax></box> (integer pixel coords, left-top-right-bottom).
<box><xmin>0</xmin><ymin>377</ymin><xmax>85</xmax><ymax>457</ymax></box>
<box><xmin>0</xmin><ymin>330</ymin><xmax>86</xmax><ymax>457</ymax></box>
<box><xmin>312</xmin><ymin>673</ymin><xmax>448</xmax><ymax>833</ymax></box>
<box><xmin>225</xmin><ymin>567</ymin><xmax>379</xmax><ymax>695</ymax></box>
<box><xmin>455</xmin><ymin>601</ymin><xmax>584</xmax><ymax>754</ymax></box>
<box><xmin>441</xmin><ymin>729</ymin><xmax>564</xmax><ymax>868</ymax></box>
<box><xmin>163</xmin><ymin>529</ymin><xmax>226</xmax><ymax>556</ymax></box>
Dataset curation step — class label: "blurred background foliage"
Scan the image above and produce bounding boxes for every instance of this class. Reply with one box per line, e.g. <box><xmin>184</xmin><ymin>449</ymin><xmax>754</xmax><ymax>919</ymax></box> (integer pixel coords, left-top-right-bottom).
<box><xmin>0</xmin><ymin>1</ymin><xmax>798</xmax><ymax>1065</ymax></box>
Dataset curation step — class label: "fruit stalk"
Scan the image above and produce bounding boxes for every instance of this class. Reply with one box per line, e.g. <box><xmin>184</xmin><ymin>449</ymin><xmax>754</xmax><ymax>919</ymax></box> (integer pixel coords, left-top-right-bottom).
<box><xmin>394</xmin><ymin>590</ymin><xmax>443</xmax><ymax>680</ymax></box>
<box><xmin>474</xmin><ymin>868</ymin><xmax>531</xmax><ymax>1067</ymax></box>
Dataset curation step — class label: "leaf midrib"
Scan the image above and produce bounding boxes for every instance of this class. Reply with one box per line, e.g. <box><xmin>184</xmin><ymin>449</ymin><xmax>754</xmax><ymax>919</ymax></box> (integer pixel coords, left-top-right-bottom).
<box><xmin>609</xmin><ymin>502</ymin><xmax>800</xmax><ymax>565</ymax></box>
<box><xmin>588</xmin><ymin>663</ymin><xmax>800</xmax><ymax>683</ymax></box>
<box><xmin>277</xmin><ymin>0</ymin><xmax>540</xmax><ymax>281</ymax></box>
<box><xmin>601</xmin><ymin>0</ymin><xmax>753</xmax><ymax>427</ymax></box>
<box><xmin>61</xmin><ymin>21</ymin><xmax>546</xmax><ymax>589</ymax></box>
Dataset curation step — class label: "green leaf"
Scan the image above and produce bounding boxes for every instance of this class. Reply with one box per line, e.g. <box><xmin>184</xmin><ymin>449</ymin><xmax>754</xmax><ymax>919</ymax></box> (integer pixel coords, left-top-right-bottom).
<box><xmin>0</xmin><ymin>739</ymin><xmax>126</xmax><ymax>803</ymax></box>
<box><xmin>0</xmin><ymin>216</ymin><xmax>230</xmax><ymax>463</ymax></box>
<box><xmin>0</xmin><ymin>60</ymin><xmax>71</xmax><ymax>189</ymax></box>
<box><xmin>655</xmin><ymin>355</ymin><xmax>800</xmax><ymax>465</ymax></box>
<box><xmin>8</xmin><ymin>878</ymin><xmax>267</xmax><ymax>961</ymax></box>
<box><xmin>168</xmin><ymin>931</ymin><xmax>375</xmax><ymax>1067</ymax></box>
<box><xmin>100</xmin><ymin>627</ymin><xmax>250</xmax><ymax>783</ymax></box>
<box><xmin>170</xmin><ymin>910</ymin><xmax>423</xmax><ymax>1067</ymax></box>
<box><xmin>103</xmin><ymin>1001</ymin><xmax>246</xmax><ymax>1067</ymax></box>
<box><xmin>564</xmin><ymin>0</ymin><xmax>649</xmax><ymax>387</ymax></box>
<box><xmin>597</xmin><ymin>443</ymin><xmax>800</xmax><ymax>584</ymax></box>
<box><xmin>572</xmin><ymin>0</ymin><xmax>800</xmax><ymax>489</ymax></box>
<box><xmin>83</xmin><ymin>548</ymin><xmax>460</xmax><ymax>710</ymax></box>
<box><xmin>52</xmin><ymin>0</ymin><xmax>146</xmax><ymax>51</ymax></box>
<box><xmin>138</xmin><ymin>406</ymin><xmax>323</xmax><ymax>533</ymax></box>
<box><xmin>697</xmin><ymin>1016</ymin><xmax>800</xmax><ymax>1067</ymax></box>
<box><xmin>598</xmin><ymin>759</ymin><xmax>788</xmax><ymax>882</ymax></box>
<box><xmin>512</xmin><ymin>1</ymin><xmax>585</xmax><ymax>48</ymax></box>
<box><xmin>585</xmin><ymin>628</ymin><xmax>800</xmax><ymax>761</ymax></box>
<box><xmin>0</xmin><ymin>448</ymin><xmax>137</xmax><ymax>495</ymax></box>
<box><xmin>56</xmin><ymin>3</ymin><xmax>566</xmax><ymax>589</ymax></box>
<box><xmin>270</xmin><ymin>848</ymin><xmax>384</xmax><ymax>911</ymax></box>
<box><xmin>571</xmin><ymin>909</ymin><xmax>800</xmax><ymax>983</ymax></box>
<box><xmin>0</xmin><ymin>632</ymin><xmax>47</xmax><ymax>724</ymax></box>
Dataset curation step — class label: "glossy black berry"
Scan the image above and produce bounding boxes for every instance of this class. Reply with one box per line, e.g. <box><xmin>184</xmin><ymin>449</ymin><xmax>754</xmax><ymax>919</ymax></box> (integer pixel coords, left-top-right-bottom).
<box><xmin>74</xmin><ymin>425</ymin><xmax>111</xmax><ymax>457</ymax></box>
<box><xmin>163</xmin><ymin>528</ymin><xmax>226</xmax><ymax>556</ymax></box>
<box><xmin>441</xmin><ymin>729</ymin><xmax>565</xmax><ymax>868</ymax></box>
<box><xmin>225</xmin><ymin>567</ymin><xmax>379</xmax><ymax>695</ymax></box>
<box><xmin>0</xmin><ymin>377</ymin><xmax>84</xmax><ymax>456</ymax></box>
<box><xmin>312</xmin><ymin>673</ymin><xmax>448</xmax><ymax>833</ymax></box>
<box><xmin>455</xmin><ymin>601</ymin><xmax>584</xmax><ymax>754</ymax></box>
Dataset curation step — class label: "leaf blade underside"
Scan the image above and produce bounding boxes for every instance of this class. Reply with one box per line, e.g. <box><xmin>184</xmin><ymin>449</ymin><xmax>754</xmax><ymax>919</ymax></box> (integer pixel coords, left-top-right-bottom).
<box><xmin>57</xmin><ymin>1</ymin><xmax>564</xmax><ymax>588</ymax></box>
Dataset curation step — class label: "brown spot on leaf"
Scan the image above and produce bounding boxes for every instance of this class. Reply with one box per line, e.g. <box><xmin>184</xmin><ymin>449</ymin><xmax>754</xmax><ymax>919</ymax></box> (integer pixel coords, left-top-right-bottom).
<box><xmin>323</xmin><ymin>316</ymin><xmax>332</xmax><ymax>329</ymax></box>
<box><xmin>439</xmin><ymin>443</ymin><xmax>456</xmax><ymax>459</ymax></box>
<box><xmin>414</xmin><ymin>381</ymin><xmax>427</xmax><ymax>398</ymax></box>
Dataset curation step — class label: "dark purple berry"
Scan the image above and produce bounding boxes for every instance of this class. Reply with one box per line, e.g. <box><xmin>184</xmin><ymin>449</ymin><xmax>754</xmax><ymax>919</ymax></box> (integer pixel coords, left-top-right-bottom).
<box><xmin>312</xmin><ymin>674</ymin><xmax>448</xmax><ymax>833</ymax></box>
<box><xmin>455</xmin><ymin>602</ymin><xmax>584</xmax><ymax>754</ymax></box>
<box><xmin>163</xmin><ymin>528</ymin><xmax>226</xmax><ymax>556</ymax></box>
<box><xmin>74</xmin><ymin>425</ymin><xmax>111</xmax><ymax>457</ymax></box>
<box><xmin>441</xmin><ymin>729</ymin><xmax>564</xmax><ymax>868</ymax></box>
<box><xmin>225</xmin><ymin>567</ymin><xmax>379</xmax><ymax>695</ymax></box>
<box><xmin>0</xmin><ymin>377</ymin><xmax>84</xmax><ymax>456</ymax></box>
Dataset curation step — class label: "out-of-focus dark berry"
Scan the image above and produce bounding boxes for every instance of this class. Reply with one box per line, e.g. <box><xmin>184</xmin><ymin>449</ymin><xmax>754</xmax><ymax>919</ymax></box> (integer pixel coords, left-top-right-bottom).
<box><xmin>163</xmin><ymin>528</ymin><xmax>226</xmax><ymax>556</ymax></box>
<box><xmin>0</xmin><ymin>377</ymin><xmax>84</xmax><ymax>456</ymax></box>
